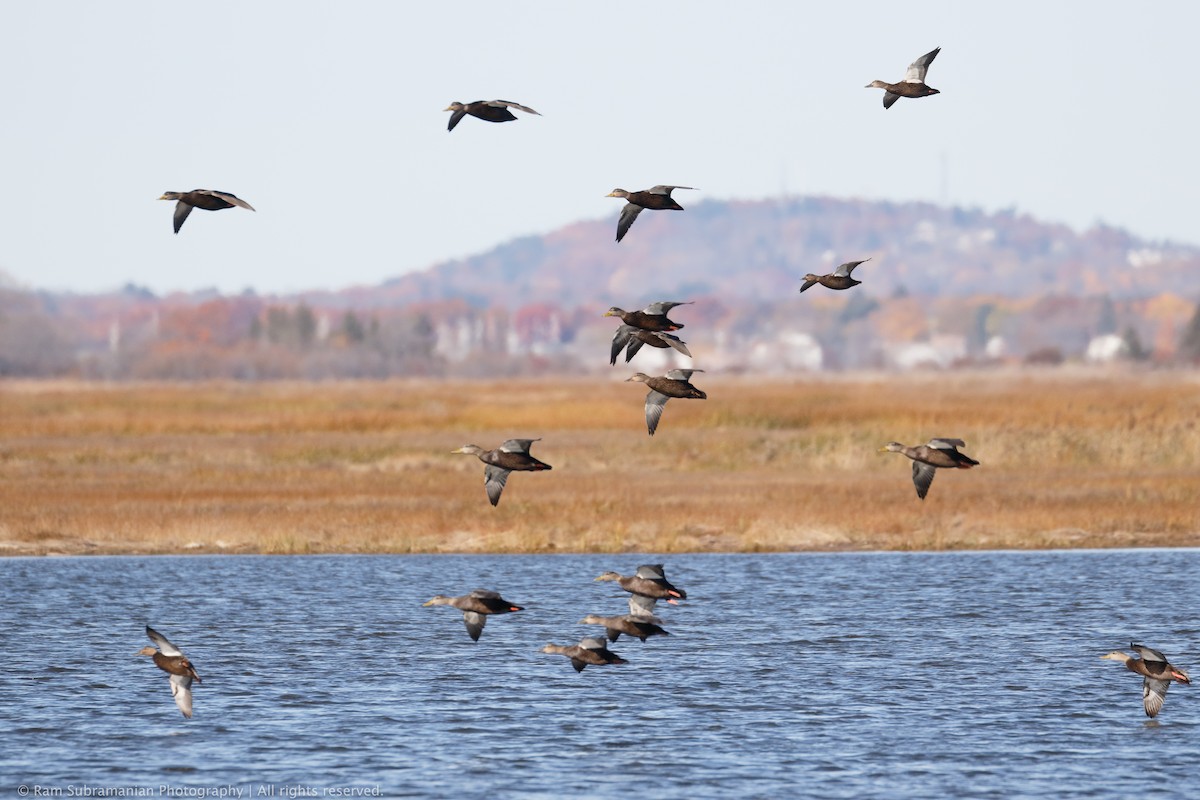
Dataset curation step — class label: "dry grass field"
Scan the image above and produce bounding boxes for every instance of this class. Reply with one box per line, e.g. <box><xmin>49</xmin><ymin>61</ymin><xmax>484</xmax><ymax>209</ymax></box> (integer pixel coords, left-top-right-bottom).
<box><xmin>1</xmin><ymin>371</ymin><xmax>1198</xmax><ymax>555</ymax></box>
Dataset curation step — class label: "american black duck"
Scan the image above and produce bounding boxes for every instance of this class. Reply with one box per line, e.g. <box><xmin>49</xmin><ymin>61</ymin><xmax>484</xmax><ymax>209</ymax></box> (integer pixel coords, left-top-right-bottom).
<box><xmin>137</xmin><ymin>626</ymin><xmax>202</xmax><ymax>718</ymax></box>
<box><xmin>595</xmin><ymin>564</ymin><xmax>687</xmax><ymax>603</ymax></box>
<box><xmin>610</xmin><ymin>325</ymin><xmax>691</xmax><ymax>365</ymax></box>
<box><xmin>541</xmin><ymin>637</ymin><xmax>628</xmax><ymax>672</ymax></box>
<box><xmin>880</xmin><ymin>438</ymin><xmax>978</xmax><ymax>499</ymax></box>
<box><xmin>625</xmin><ymin>370</ymin><xmax>706</xmax><ymax>436</ymax></box>
<box><xmin>422</xmin><ymin>589</ymin><xmax>524</xmax><ymax>642</ymax></box>
<box><xmin>800</xmin><ymin>259</ymin><xmax>870</xmax><ymax>292</ymax></box>
<box><xmin>452</xmin><ymin>439</ymin><xmax>551</xmax><ymax>506</ymax></box>
<box><xmin>604</xmin><ymin>301</ymin><xmax>691</xmax><ymax>332</ymax></box>
<box><xmin>866</xmin><ymin>47</ymin><xmax>941</xmax><ymax>109</ymax></box>
<box><xmin>605</xmin><ymin>186</ymin><xmax>695</xmax><ymax>242</ymax></box>
<box><xmin>158</xmin><ymin>190</ymin><xmax>255</xmax><ymax>234</ymax></box>
<box><xmin>580</xmin><ymin>613</ymin><xmax>670</xmax><ymax>643</ymax></box>
<box><xmin>1102</xmin><ymin>644</ymin><xmax>1191</xmax><ymax>718</ymax></box>
<box><xmin>444</xmin><ymin>100</ymin><xmax>540</xmax><ymax>132</ymax></box>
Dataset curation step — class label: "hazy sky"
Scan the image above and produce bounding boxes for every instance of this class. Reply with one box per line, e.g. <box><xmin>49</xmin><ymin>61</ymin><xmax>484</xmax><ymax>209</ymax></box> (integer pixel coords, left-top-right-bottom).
<box><xmin>1</xmin><ymin>2</ymin><xmax>1194</xmax><ymax>295</ymax></box>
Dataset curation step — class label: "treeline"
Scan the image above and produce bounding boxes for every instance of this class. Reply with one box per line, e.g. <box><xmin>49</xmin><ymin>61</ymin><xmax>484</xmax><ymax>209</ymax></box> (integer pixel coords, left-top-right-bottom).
<box><xmin>4</xmin><ymin>286</ymin><xmax>1200</xmax><ymax>380</ymax></box>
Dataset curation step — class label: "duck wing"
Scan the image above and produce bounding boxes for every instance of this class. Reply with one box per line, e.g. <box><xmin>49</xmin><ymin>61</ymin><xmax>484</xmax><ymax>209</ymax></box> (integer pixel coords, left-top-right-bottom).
<box><xmin>834</xmin><ymin>259</ymin><xmax>869</xmax><ymax>277</ymax></box>
<box><xmin>664</xmin><ymin>368</ymin><xmax>703</xmax><ymax>381</ymax></box>
<box><xmin>616</xmin><ymin>203</ymin><xmax>643</xmax><ymax>242</ymax></box>
<box><xmin>462</xmin><ymin>611</ymin><xmax>487</xmax><ymax>642</ymax></box>
<box><xmin>172</xmin><ymin>201</ymin><xmax>194</xmax><ymax>234</ymax></box>
<box><xmin>1131</xmin><ymin>644</ymin><xmax>1169</xmax><ymax>665</ymax></box>
<box><xmin>611</xmin><ymin>325</ymin><xmax>635</xmax><ymax>365</ymax></box>
<box><xmin>207</xmin><ymin>190</ymin><xmax>255</xmax><ymax>211</ymax></box>
<box><xmin>655</xmin><ymin>332</ymin><xmax>691</xmax><ymax>357</ymax></box>
<box><xmin>447</xmin><ymin>109</ymin><xmax>468</xmax><ymax>131</ymax></box>
<box><xmin>1143</xmin><ymin>677</ymin><xmax>1170</xmax><ymax>717</ymax></box>
<box><xmin>904</xmin><ymin>47</ymin><xmax>940</xmax><ymax>83</ymax></box>
<box><xmin>648</xmin><ymin>185</ymin><xmax>696</xmax><ymax>196</ymax></box>
<box><xmin>642</xmin><ymin>301</ymin><xmax>692</xmax><ymax>315</ymax></box>
<box><xmin>912</xmin><ymin>461</ymin><xmax>937</xmax><ymax>500</ymax></box>
<box><xmin>882</xmin><ymin>91</ymin><xmax>902</xmax><ymax>109</ymax></box>
<box><xmin>500</xmin><ymin>438</ymin><xmax>540</xmax><ymax>454</ymax></box>
<box><xmin>146</xmin><ymin>626</ymin><xmax>185</xmax><ymax>657</ymax></box>
<box><xmin>628</xmin><ymin>594</ymin><xmax>658</xmax><ymax>617</ymax></box>
<box><xmin>644</xmin><ymin>390</ymin><xmax>670</xmax><ymax>436</ymax></box>
<box><xmin>800</xmin><ymin>277</ymin><xmax>820</xmax><ymax>293</ymax></box>
<box><xmin>169</xmin><ymin>673</ymin><xmax>194</xmax><ymax>718</ymax></box>
<box><xmin>928</xmin><ymin>438</ymin><xmax>966</xmax><ymax>450</ymax></box>
<box><xmin>483</xmin><ymin>464</ymin><xmax>512</xmax><ymax>506</ymax></box>
<box><xmin>490</xmin><ymin>100</ymin><xmax>540</xmax><ymax>115</ymax></box>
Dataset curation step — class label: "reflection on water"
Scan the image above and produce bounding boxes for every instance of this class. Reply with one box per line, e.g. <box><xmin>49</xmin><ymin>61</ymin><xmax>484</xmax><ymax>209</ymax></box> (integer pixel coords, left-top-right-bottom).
<box><xmin>0</xmin><ymin>550</ymin><xmax>1197</xmax><ymax>798</ymax></box>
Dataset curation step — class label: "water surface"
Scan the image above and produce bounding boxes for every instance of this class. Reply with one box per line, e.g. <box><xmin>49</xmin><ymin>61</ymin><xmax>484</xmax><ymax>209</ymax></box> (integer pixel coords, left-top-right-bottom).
<box><xmin>1</xmin><ymin>551</ymin><xmax>1197</xmax><ymax>798</ymax></box>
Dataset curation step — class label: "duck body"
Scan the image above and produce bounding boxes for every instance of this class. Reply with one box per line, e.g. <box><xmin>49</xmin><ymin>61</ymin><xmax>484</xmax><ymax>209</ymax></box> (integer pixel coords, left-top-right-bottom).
<box><xmin>880</xmin><ymin>438</ymin><xmax>978</xmax><ymax>499</ymax></box>
<box><xmin>423</xmin><ymin>589</ymin><xmax>525</xmax><ymax>641</ymax></box>
<box><xmin>158</xmin><ymin>190</ymin><xmax>255</xmax><ymax>234</ymax></box>
<box><xmin>596</xmin><ymin>564</ymin><xmax>687</xmax><ymax>603</ymax></box>
<box><xmin>605</xmin><ymin>301</ymin><xmax>692</xmax><ymax>332</ymax></box>
<box><xmin>138</xmin><ymin>625</ymin><xmax>201</xmax><ymax>718</ymax></box>
<box><xmin>1102</xmin><ymin>643</ymin><xmax>1190</xmax><ymax>717</ymax></box>
<box><xmin>452</xmin><ymin>439</ymin><xmax>551</xmax><ymax>506</ymax></box>
<box><xmin>580</xmin><ymin>613</ymin><xmax>670</xmax><ymax>643</ymax></box>
<box><xmin>541</xmin><ymin>637</ymin><xmax>628</xmax><ymax>672</ymax></box>
<box><xmin>800</xmin><ymin>259</ymin><xmax>869</xmax><ymax>292</ymax></box>
<box><xmin>606</xmin><ymin>186</ymin><xmax>696</xmax><ymax>242</ymax></box>
<box><xmin>866</xmin><ymin>47</ymin><xmax>941</xmax><ymax>109</ymax></box>
<box><xmin>444</xmin><ymin>100</ymin><xmax>540</xmax><ymax>131</ymax></box>
<box><xmin>625</xmin><ymin>370</ymin><xmax>706</xmax><ymax>436</ymax></box>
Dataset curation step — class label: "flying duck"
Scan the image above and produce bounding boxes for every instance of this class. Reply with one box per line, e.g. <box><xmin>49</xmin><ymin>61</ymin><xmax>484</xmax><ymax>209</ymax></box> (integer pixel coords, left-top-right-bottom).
<box><xmin>452</xmin><ymin>439</ymin><xmax>551</xmax><ymax>506</ymax></box>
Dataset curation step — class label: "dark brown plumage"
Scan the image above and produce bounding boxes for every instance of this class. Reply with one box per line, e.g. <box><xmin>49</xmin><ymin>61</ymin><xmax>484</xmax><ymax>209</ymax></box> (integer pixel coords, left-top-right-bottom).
<box><xmin>866</xmin><ymin>47</ymin><xmax>941</xmax><ymax>109</ymax></box>
<box><xmin>423</xmin><ymin>589</ymin><xmax>525</xmax><ymax>642</ymax></box>
<box><xmin>452</xmin><ymin>439</ymin><xmax>551</xmax><ymax>506</ymax></box>
<box><xmin>605</xmin><ymin>186</ymin><xmax>696</xmax><ymax>242</ymax></box>
<box><xmin>880</xmin><ymin>438</ymin><xmax>979</xmax><ymax>499</ymax></box>
<box><xmin>625</xmin><ymin>370</ymin><xmax>707</xmax><ymax>436</ymax></box>
<box><xmin>609</xmin><ymin>325</ymin><xmax>691</xmax><ymax>365</ymax></box>
<box><xmin>604</xmin><ymin>301</ymin><xmax>691</xmax><ymax>332</ymax></box>
<box><xmin>580</xmin><ymin>613</ymin><xmax>670</xmax><ymax>643</ymax></box>
<box><xmin>444</xmin><ymin>100</ymin><xmax>540</xmax><ymax>132</ymax></box>
<box><xmin>158</xmin><ymin>190</ymin><xmax>255</xmax><ymax>234</ymax></box>
<box><xmin>595</xmin><ymin>564</ymin><xmax>688</xmax><ymax>603</ymax></box>
<box><xmin>541</xmin><ymin>637</ymin><xmax>628</xmax><ymax>672</ymax></box>
<box><xmin>800</xmin><ymin>259</ymin><xmax>869</xmax><ymax>292</ymax></box>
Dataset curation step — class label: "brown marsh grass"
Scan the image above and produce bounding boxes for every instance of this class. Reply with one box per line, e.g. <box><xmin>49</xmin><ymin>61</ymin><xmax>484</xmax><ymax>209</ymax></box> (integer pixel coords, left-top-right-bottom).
<box><xmin>1</xmin><ymin>371</ymin><xmax>1198</xmax><ymax>555</ymax></box>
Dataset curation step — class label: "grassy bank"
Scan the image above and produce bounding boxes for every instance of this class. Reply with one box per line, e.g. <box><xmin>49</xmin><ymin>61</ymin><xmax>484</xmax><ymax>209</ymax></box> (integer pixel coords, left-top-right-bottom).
<box><xmin>1</xmin><ymin>372</ymin><xmax>1198</xmax><ymax>555</ymax></box>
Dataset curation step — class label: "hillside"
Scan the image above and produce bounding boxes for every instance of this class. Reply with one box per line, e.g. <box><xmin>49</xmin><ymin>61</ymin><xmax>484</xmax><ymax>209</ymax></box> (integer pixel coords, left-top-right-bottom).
<box><xmin>328</xmin><ymin>196</ymin><xmax>1200</xmax><ymax>309</ymax></box>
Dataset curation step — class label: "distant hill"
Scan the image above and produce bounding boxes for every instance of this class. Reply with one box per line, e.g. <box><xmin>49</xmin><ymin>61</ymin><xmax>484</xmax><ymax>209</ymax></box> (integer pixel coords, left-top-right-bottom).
<box><xmin>321</xmin><ymin>196</ymin><xmax>1200</xmax><ymax>309</ymax></box>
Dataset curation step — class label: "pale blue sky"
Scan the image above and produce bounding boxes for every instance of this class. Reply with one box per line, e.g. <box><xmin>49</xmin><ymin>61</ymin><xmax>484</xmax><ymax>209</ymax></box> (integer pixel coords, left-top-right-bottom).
<box><xmin>0</xmin><ymin>1</ymin><xmax>1194</xmax><ymax>294</ymax></box>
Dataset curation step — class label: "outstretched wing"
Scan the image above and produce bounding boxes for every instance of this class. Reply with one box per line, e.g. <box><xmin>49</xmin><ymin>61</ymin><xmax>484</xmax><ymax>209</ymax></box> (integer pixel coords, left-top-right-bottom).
<box><xmin>500</xmin><ymin>439</ymin><xmax>539</xmax><ymax>454</ymax></box>
<box><xmin>611</xmin><ymin>325</ymin><xmax>634</xmax><ymax>365</ymax></box>
<box><xmin>644</xmin><ymin>390</ymin><xmax>670</xmax><ymax>436</ymax></box>
<box><xmin>648</xmin><ymin>185</ymin><xmax>696</xmax><ymax>195</ymax></box>
<box><xmin>665</xmin><ymin>368</ymin><xmax>703</xmax><ymax>381</ymax></box>
<box><xmin>1143</xmin><ymin>677</ymin><xmax>1170</xmax><ymax>718</ymax></box>
<box><xmin>172</xmin><ymin>201</ymin><xmax>194</xmax><ymax>234</ymax></box>
<box><xmin>834</xmin><ymin>259</ymin><xmax>869</xmax><ymax>278</ymax></box>
<box><xmin>484</xmin><ymin>465</ymin><xmax>511</xmax><ymax>506</ymax></box>
<box><xmin>928</xmin><ymin>438</ymin><xmax>966</xmax><ymax>450</ymax></box>
<box><xmin>207</xmin><ymin>190</ymin><xmax>255</xmax><ymax>211</ymax></box>
<box><xmin>490</xmin><ymin>100</ymin><xmax>540</xmax><ymax>115</ymax></box>
<box><xmin>656</xmin><ymin>332</ymin><xmax>691</xmax><ymax>357</ymax></box>
<box><xmin>905</xmin><ymin>47</ymin><xmax>940</xmax><ymax>83</ymax></box>
<box><xmin>642</xmin><ymin>301</ymin><xmax>692</xmax><ymax>315</ymax></box>
<box><xmin>169</xmin><ymin>673</ymin><xmax>194</xmax><ymax>718</ymax></box>
<box><xmin>882</xmin><ymin>91</ymin><xmax>901</xmax><ymax>109</ymax></box>
<box><xmin>800</xmin><ymin>277</ymin><xmax>819</xmax><ymax>293</ymax></box>
<box><xmin>616</xmin><ymin>203</ymin><xmax>643</xmax><ymax>242</ymax></box>
<box><xmin>146</xmin><ymin>626</ymin><xmax>184</xmax><ymax>657</ymax></box>
<box><xmin>462</xmin><ymin>611</ymin><xmax>487</xmax><ymax>642</ymax></box>
<box><xmin>447</xmin><ymin>109</ymin><xmax>467</xmax><ymax>131</ymax></box>
<box><xmin>628</xmin><ymin>594</ymin><xmax>658</xmax><ymax>616</ymax></box>
<box><xmin>912</xmin><ymin>462</ymin><xmax>937</xmax><ymax>499</ymax></box>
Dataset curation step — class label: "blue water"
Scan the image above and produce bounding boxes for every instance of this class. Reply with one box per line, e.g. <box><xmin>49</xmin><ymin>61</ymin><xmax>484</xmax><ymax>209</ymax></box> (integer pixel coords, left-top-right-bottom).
<box><xmin>0</xmin><ymin>551</ymin><xmax>1197</xmax><ymax>799</ymax></box>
